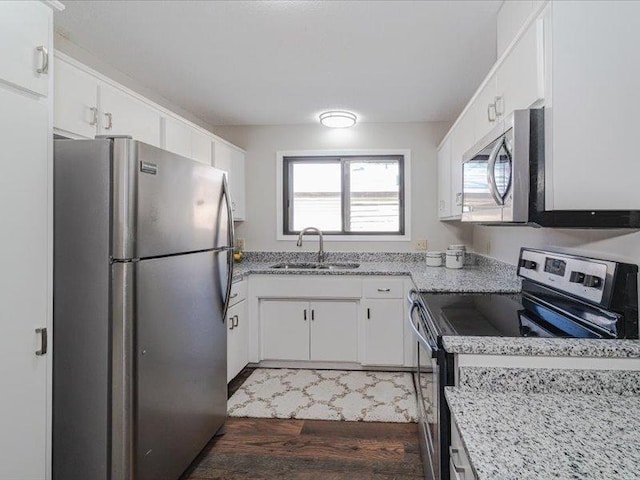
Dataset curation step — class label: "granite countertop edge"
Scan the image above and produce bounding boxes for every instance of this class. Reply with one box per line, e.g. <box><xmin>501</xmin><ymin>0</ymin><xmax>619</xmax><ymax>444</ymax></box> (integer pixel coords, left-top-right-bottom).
<box><xmin>442</xmin><ymin>335</ymin><xmax>640</xmax><ymax>358</ymax></box>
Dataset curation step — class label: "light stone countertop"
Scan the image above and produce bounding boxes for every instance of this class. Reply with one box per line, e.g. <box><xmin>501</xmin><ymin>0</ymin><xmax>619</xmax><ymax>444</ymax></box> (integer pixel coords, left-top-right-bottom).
<box><xmin>231</xmin><ymin>251</ymin><xmax>521</xmax><ymax>294</ymax></box>
<box><xmin>445</xmin><ymin>386</ymin><xmax>640</xmax><ymax>480</ymax></box>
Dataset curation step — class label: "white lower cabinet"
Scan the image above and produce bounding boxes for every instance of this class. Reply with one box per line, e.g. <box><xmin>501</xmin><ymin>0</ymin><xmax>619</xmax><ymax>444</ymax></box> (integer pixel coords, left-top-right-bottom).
<box><xmin>450</xmin><ymin>418</ymin><xmax>477</xmax><ymax>480</ymax></box>
<box><xmin>310</xmin><ymin>301</ymin><xmax>358</xmax><ymax>362</ymax></box>
<box><xmin>362</xmin><ymin>299</ymin><xmax>404</xmax><ymax>366</ymax></box>
<box><xmin>227</xmin><ymin>300</ymin><xmax>249</xmax><ymax>382</ymax></box>
<box><xmin>260</xmin><ymin>299</ymin><xmax>358</xmax><ymax>362</ymax></box>
<box><xmin>261</xmin><ymin>300</ymin><xmax>310</xmax><ymax>361</ymax></box>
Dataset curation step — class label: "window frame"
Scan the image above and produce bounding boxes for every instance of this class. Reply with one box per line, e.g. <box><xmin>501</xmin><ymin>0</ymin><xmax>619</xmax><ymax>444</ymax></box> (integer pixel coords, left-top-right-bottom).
<box><xmin>276</xmin><ymin>149</ymin><xmax>411</xmax><ymax>242</ymax></box>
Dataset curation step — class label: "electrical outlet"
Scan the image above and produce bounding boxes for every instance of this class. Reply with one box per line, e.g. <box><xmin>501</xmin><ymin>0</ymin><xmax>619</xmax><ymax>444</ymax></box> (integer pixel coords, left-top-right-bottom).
<box><xmin>415</xmin><ymin>239</ymin><xmax>428</xmax><ymax>251</ymax></box>
<box><xmin>236</xmin><ymin>237</ymin><xmax>246</xmax><ymax>251</ymax></box>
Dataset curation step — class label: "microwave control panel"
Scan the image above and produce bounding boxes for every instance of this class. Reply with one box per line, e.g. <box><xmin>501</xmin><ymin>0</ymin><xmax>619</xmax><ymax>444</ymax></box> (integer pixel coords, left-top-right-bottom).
<box><xmin>518</xmin><ymin>248</ymin><xmax>615</xmax><ymax>306</ymax></box>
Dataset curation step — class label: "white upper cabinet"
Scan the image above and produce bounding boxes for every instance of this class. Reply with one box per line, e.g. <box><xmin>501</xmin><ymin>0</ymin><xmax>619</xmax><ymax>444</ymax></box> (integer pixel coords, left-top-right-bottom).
<box><xmin>98</xmin><ymin>82</ymin><xmax>161</xmax><ymax>147</ymax></box>
<box><xmin>214</xmin><ymin>140</ymin><xmax>246</xmax><ymax>221</ymax></box>
<box><xmin>191</xmin><ymin>130</ymin><xmax>212</xmax><ymax>165</ymax></box>
<box><xmin>437</xmin><ymin>137</ymin><xmax>452</xmax><ymax>219</ymax></box>
<box><xmin>54</xmin><ymin>57</ymin><xmax>99</xmax><ymax>138</ymax></box>
<box><xmin>497</xmin><ymin>0</ymin><xmax>543</xmax><ymax>57</ymax></box>
<box><xmin>547</xmin><ymin>1</ymin><xmax>640</xmax><ymax>210</ymax></box>
<box><xmin>449</xmin><ymin>110</ymin><xmax>475</xmax><ymax>218</ymax></box>
<box><xmin>473</xmin><ymin>74</ymin><xmax>498</xmax><ymax>142</ymax></box>
<box><xmin>163</xmin><ymin>116</ymin><xmax>192</xmax><ymax>158</ymax></box>
<box><xmin>0</xmin><ymin>1</ymin><xmax>51</xmax><ymax>97</ymax></box>
<box><xmin>496</xmin><ymin>16</ymin><xmax>544</xmax><ymax>118</ymax></box>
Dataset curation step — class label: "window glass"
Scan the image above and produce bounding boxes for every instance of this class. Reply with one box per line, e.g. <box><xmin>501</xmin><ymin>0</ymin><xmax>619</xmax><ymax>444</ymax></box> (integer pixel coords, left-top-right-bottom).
<box><xmin>284</xmin><ymin>155</ymin><xmax>404</xmax><ymax>235</ymax></box>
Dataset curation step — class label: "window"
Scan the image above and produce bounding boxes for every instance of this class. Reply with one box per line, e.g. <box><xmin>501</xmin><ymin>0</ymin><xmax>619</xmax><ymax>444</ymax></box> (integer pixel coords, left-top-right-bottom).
<box><xmin>282</xmin><ymin>155</ymin><xmax>405</xmax><ymax>235</ymax></box>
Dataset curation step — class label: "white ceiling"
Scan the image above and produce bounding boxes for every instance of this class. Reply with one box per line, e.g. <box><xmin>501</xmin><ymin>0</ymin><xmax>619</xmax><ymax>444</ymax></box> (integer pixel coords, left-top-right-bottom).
<box><xmin>55</xmin><ymin>0</ymin><xmax>502</xmax><ymax>126</ymax></box>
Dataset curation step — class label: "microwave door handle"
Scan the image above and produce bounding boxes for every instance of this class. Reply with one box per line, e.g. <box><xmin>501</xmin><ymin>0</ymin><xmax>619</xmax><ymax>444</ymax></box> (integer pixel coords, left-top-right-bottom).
<box><xmin>487</xmin><ymin>139</ymin><xmax>505</xmax><ymax>206</ymax></box>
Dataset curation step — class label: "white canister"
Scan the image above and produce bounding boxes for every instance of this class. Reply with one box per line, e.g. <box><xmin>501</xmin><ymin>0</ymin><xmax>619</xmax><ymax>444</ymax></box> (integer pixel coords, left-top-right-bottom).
<box><xmin>425</xmin><ymin>251</ymin><xmax>443</xmax><ymax>267</ymax></box>
<box><xmin>446</xmin><ymin>250</ymin><xmax>465</xmax><ymax>269</ymax></box>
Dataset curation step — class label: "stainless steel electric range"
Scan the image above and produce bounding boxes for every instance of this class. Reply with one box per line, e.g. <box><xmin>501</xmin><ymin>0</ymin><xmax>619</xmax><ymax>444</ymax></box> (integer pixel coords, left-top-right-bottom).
<box><xmin>407</xmin><ymin>247</ymin><xmax>639</xmax><ymax>480</ymax></box>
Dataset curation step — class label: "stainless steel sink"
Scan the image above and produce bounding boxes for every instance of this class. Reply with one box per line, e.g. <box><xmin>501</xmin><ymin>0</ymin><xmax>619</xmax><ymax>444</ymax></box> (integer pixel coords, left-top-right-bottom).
<box><xmin>270</xmin><ymin>262</ymin><xmax>360</xmax><ymax>270</ymax></box>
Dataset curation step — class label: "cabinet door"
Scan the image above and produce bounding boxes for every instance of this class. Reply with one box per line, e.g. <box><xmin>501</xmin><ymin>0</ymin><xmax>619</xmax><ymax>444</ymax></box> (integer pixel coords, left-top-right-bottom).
<box><xmin>163</xmin><ymin>116</ymin><xmax>192</xmax><ymax>159</ymax></box>
<box><xmin>0</xmin><ymin>88</ymin><xmax>49</xmax><ymax>480</ymax></box>
<box><xmin>497</xmin><ymin>18</ymin><xmax>544</xmax><ymax>118</ymax></box>
<box><xmin>229</xmin><ymin>148</ymin><xmax>246</xmax><ymax>220</ymax></box>
<box><xmin>99</xmin><ymin>82</ymin><xmax>161</xmax><ymax>147</ymax></box>
<box><xmin>450</xmin><ymin>111</ymin><xmax>475</xmax><ymax>217</ymax></box>
<box><xmin>310</xmin><ymin>301</ymin><xmax>358</xmax><ymax>362</ymax></box>
<box><xmin>260</xmin><ymin>300</ymin><xmax>309</xmax><ymax>361</ymax></box>
<box><xmin>437</xmin><ymin>138</ymin><xmax>452</xmax><ymax>218</ymax></box>
<box><xmin>362</xmin><ymin>299</ymin><xmax>404</xmax><ymax>366</ymax></box>
<box><xmin>54</xmin><ymin>57</ymin><xmax>99</xmax><ymax>138</ymax></box>
<box><xmin>213</xmin><ymin>140</ymin><xmax>233</xmax><ymax>173</ymax></box>
<box><xmin>0</xmin><ymin>1</ymin><xmax>51</xmax><ymax>97</ymax></box>
<box><xmin>474</xmin><ymin>74</ymin><xmax>498</xmax><ymax>142</ymax></box>
<box><xmin>191</xmin><ymin>131</ymin><xmax>212</xmax><ymax>165</ymax></box>
<box><xmin>227</xmin><ymin>301</ymin><xmax>248</xmax><ymax>382</ymax></box>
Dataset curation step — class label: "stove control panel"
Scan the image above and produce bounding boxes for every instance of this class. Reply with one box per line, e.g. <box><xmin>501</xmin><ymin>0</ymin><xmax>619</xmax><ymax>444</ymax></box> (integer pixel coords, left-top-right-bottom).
<box><xmin>518</xmin><ymin>248</ymin><xmax>615</xmax><ymax>306</ymax></box>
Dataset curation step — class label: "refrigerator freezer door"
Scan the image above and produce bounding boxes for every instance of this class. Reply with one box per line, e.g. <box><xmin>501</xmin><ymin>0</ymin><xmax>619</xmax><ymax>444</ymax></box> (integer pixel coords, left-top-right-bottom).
<box><xmin>135</xmin><ymin>250</ymin><xmax>227</xmax><ymax>480</ymax></box>
<box><xmin>112</xmin><ymin>138</ymin><xmax>229</xmax><ymax>260</ymax></box>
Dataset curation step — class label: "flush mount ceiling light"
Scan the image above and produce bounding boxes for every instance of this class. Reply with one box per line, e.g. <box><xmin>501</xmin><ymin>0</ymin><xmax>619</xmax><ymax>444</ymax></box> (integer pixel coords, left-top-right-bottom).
<box><xmin>319</xmin><ymin>110</ymin><xmax>357</xmax><ymax>128</ymax></box>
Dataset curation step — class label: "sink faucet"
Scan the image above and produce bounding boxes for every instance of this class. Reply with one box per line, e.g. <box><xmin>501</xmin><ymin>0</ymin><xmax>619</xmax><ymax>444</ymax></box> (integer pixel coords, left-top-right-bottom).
<box><xmin>297</xmin><ymin>227</ymin><xmax>325</xmax><ymax>263</ymax></box>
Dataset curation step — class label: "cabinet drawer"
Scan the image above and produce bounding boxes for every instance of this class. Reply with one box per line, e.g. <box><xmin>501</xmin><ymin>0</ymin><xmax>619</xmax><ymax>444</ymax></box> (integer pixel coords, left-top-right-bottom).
<box><xmin>229</xmin><ymin>279</ymin><xmax>247</xmax><ymax>307</ymax></box>
<box><xmin>363</xmin><ymin>278</ymin><xmax>404</xmax><ymax>298</ymax></box>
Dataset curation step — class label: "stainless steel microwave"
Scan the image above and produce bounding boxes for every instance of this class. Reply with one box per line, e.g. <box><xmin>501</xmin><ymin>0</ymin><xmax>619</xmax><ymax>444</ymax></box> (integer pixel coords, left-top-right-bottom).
<box><xmin>461</xmin><ymin>108</ymin><xmax>640</xmax><ymax>228</ymax></box>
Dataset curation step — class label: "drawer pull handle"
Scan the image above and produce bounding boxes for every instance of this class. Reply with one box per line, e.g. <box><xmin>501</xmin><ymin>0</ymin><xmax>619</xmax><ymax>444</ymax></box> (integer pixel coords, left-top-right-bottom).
<box><xmin>36</xmin><ymin>45</ymin><xmax>49</xmax><ymax>74</ymax></box>
<box><xmin>449</xmin><ymin>446</ymin><xmax>466</xmax><ymax>474</ymax></box>
<box><xmin>89</xmin><ymin>107</ymin><xmax>98</xmax><ymax>126</ymax></box>
<box><xmin>377</xmin><ymin>288</ymin><xmax>391</xmax><ymax>292</ymax></box>
<box><xmin>104</xmin><ymin>112</ymin><xmax>113</xmax><ymax>130</ymax></box>
<box><xmin>35</xmin><ymin>328</ymin><xmax>48</xmax><ymax>356</ymax></box>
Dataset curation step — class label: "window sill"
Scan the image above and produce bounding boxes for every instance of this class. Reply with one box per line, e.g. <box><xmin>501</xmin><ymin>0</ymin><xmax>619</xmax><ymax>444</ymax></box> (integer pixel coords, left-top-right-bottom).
<box><xmin>277</xmin><ymin>234</ymin><xmax>411</xmax><ymax>242</ymax></box>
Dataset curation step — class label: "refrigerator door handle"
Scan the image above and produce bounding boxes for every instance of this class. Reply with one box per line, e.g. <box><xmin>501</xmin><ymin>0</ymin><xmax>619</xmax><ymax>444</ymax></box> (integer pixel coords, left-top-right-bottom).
<box><xmin>220</xmin><ymin>174</ymin><xmax>235</xmax><ymax>320</ymax></box>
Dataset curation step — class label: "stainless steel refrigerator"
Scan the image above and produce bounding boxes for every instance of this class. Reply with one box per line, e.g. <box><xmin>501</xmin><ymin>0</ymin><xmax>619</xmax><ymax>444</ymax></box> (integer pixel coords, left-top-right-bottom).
<box><xmin>53</xmin><ymin>137</ymin><xmax>234</xmax><ymax>480</ymax></box>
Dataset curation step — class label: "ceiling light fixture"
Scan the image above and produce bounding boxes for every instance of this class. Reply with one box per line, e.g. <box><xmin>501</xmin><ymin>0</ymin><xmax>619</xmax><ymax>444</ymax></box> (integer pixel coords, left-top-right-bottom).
<box><xmin>319</xmin><ymin>110</ymin><xmax>357</xmax><ymax>128</ymax></box>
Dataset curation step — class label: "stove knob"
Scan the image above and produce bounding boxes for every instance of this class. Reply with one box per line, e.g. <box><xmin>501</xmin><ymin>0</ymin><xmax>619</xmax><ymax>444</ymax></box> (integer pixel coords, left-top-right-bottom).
<box><xmin>583</xmin><ymin>275</ymin><xmax>603</xmax><ymax>289</ymax></box>
<box><xmin>569</xmin><ymin>271</ymin><xmax>586</xmax><ymax>283</ymax></box>
<box><xmin>520</xmin><ymin>259</ymin><xmax>537</xmax><ymax>270</ymax></box>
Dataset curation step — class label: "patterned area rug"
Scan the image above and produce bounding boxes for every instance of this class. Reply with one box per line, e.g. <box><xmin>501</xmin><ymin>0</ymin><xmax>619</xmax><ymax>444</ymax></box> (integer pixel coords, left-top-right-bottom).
<box><xmin>228</xmin><ymin>368</ymin><xmax>417</xmax><ymax>423</ymax></box>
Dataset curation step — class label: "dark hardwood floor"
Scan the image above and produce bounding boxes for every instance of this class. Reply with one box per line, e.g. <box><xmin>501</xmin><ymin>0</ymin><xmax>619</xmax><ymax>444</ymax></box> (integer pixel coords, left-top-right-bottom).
<box><xmin>181</xmin><ymin>417</ymin><xmax>423</xmax><ymax>480</ymax></box>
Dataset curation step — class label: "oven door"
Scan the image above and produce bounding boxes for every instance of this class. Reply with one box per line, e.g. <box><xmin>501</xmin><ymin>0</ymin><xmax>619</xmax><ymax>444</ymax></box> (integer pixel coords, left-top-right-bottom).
<box><xmin>408</xmin><ymin>300</ymin><xmax>440</xmax><ymax>480</ymax></box>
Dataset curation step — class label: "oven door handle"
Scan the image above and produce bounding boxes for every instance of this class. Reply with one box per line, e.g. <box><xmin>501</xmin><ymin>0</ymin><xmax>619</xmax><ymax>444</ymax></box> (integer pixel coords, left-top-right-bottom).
<box><xmin>408</xmin><ymin>302</ymin><xmax>438</xmax><ymax>356</ymax></box>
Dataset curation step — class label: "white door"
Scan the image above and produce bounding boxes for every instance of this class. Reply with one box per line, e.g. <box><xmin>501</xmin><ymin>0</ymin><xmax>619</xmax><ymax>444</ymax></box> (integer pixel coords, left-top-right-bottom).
<box><xmin>437</xmin><ymin>138</ymin><xmax>452</xmax><ymax>218</ymax></box>
<box><xmin>0</xmin><ymin>87</ymin><xmax>49</xmax><ymax>480</ymax></box>
<box><xmin>0</xmin><ymin>1</ymin><xmax>51</xmax><ymax>97</ymax></box>
<box><xmin>310</xmin><ymin>301</ymin><xmax>358</xmax><ymax>362</ymax></box>
<box><xmin>99</xmin><ymin>82</ymin><xmax>161</xmax><ymax>147</ymax></box>
<box><xmin>229</xmin><ymin>148</ymin><xmax>246</xmax><ymax>220</ymax></box>
<box><xmin>260</xmin><ymin>300</ymin><xmax>309</xmax><ymax>361</ymax></box>
<box><xmin>54</xmin><ymin>57</ymin><xmax>99</xmax><ymax>138</ymax></box>
<box><xmin>163</xmin><ymin>116</ymin><xmax>192</xmax><ymax>159</ymax></box>
<box><xmin>227</xmin><ymin>301</ymin><xmax>248</xmax><ymax>382</ymax></box>
<box><xmin>362</xmin><ymin>299</ymin><xmax>404</xmax><ymax>366</ymax></box>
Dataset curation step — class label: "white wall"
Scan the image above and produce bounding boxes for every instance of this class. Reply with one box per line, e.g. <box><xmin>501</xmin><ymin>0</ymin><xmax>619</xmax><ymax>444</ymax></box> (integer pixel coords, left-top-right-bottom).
<box><xmin>213</xmin><ymin>122</ymin><xmax>473</xmax><ymax>252</ymax></box>
<box><xmin>474</xmin><ymin>226</ymin><xmax>640</xmax><ymax>265</ymax></box>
